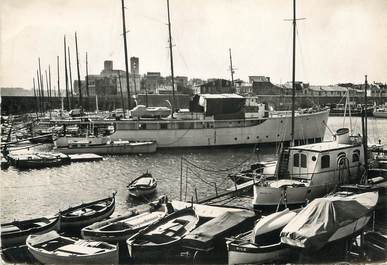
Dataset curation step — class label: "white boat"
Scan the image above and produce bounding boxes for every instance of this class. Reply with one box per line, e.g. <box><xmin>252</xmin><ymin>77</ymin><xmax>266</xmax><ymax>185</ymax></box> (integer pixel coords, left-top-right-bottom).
<box><xmin>252</xmin><ymin>127</ymin><xmax>365</xmax><ymax>210</ymax></box>
<box><xmin>54</xmin><ymin>137</ymin><xmax>157</xmax><ymax>155</ymax></box>
<box><xmin>109</xmin><ymin>94</ymin><xmax>329</xmax><ymax>148</ymax></box>
<box><xmin>81</xmin><ymin>197</ymin><xmax>169</xmax><ymax>243</ymax></box>
<box><xmin>373</xmin><ymin>104</ymin><xmax>387</xmax><ymax>118</ymax></box>
<box><xmin>26</xmin><ymin>231</ymin><xmax>118</xmax><ymax>264</ymax></box>
<box><xmin>280</xmin><ymin>191</ymin><xmax>379</xmax><ymax>250</ymax></box>
<box><xmin>226</xmin><ymin>208</ymin><xmax>298</xmax><ymax>265</ymax></box>
<box><xmin>127</xmin><ymin>172</ymin><xmax>157</xmax><ymax>197</ymax></box>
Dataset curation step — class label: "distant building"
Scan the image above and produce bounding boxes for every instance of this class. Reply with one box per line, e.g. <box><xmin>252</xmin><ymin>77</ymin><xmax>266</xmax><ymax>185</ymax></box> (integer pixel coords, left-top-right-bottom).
<box><xmin>141</xmin><ymin>72</ymin><xmax>164</xmax><ymax>93</ymax></box>
<box><xmin>74</xmin><ymin>60</ymin><xmax>140</xmax><ymax>96</ymax></box>
<box><xmin>249</xmin><ymin>76</ymin><xmax>270</xmax><ymax>83</ymax></box>
<box><xmin>199</xmin><ymin>79</ymin><xmax>234</xmax><ymax>94</ymax></box>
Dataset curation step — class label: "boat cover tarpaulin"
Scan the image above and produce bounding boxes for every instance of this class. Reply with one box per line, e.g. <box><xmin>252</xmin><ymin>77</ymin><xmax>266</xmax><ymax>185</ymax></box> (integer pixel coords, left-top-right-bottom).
<box><xmin>181</xmin><ymin>210</ymin><xmax>255</xmax><ymax>251</ymax></box>
<box><xmin>280</xmin><ymin>192</ymin><xmax>378</xmax><ymax>250</ymax></box>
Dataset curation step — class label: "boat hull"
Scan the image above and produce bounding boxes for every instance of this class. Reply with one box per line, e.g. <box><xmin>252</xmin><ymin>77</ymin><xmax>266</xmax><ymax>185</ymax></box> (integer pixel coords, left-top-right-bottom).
<box><xmin>227</xmin><ymin>241</ymin><xmax>291</xmax><ymax>265</ymax></box>
<box><xmin>27</xmin><ymin>240</ymin><xmax>118</xmax><ymax>264</ymax></box>
<box><xmin>60</xmin><ymin>196</ymin><xmax>116</xmax><ymax>231</ymax></box>
<box><xmin>56</xmin><ymin>141</ymin><xmax>157</xmax><ymax>155</ymax></box>
<box><xmin>1</xmin><ymin>217</ymin><xmax>60</xmax><ymax>249</ymax></box>
<box><xmin>110</xmin><ymin>110</ymin><xmax>329</xmax><ymax>148</ymax></box>
<box><xmin>373</xmin><ymin>111</ymin><xmax>387</xmax><ymax>118</ymax></box>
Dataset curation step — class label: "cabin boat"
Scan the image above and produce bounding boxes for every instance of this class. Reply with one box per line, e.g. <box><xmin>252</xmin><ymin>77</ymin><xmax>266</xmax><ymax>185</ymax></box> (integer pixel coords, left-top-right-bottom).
<box><xmin>109</xmin><ymin>94</ymin><xmax>329</xmax><ymax>148</ymax></box>
<box><xmin>60</xmin><ymin>193</ymin><xmax>116</xmax><ymax>231</ymax></box>
<box><xmin>81</xmin><ymin>197</ymin><xmax>169</xmax><ymax>243</ymax></box>
<box><xmin>280</xmin><ymin>191</ymin><xmax>379</xmax><ymax>250</ymax></box>
<box><xmin>373</xmin><ymin>104</ymin><xmax>387</xmax><ymax>118</ymax></box>
<box><xmin>7</xmin><ymin>152</ymin><xmax>71</xmax><ymax>170</ymax></box>
<box><xmin>1</xmin><ymin>216</ymin><xmax>60</xmax><ymax>249</ymax></box>
<box><xmin>127</xmin><ymin>207</ymin><xmax>199</xmax><ymax>260</ymax></box>
<box><xmin>54</xmin><ymin>137</ymin><xmax>157</xmax><ymax>155</ymax></box>
<box><xmin>226</xmin><ymin>208</ymin><xmax>299</xmax><ymax>265</ymax></box>
<box><xmin>127</xmin><ymin>172</ymin><xmax>157</xmax><ymax>197</ymax></box>
<box><xmin>252</xmin><ymin>128</ymin><xmax>365</xmax><ymax>211</ymax></box>
<box><xmin>26</xmin><ymin>231</ymin><xmax>118</xmax><ymax>264</ymax></box>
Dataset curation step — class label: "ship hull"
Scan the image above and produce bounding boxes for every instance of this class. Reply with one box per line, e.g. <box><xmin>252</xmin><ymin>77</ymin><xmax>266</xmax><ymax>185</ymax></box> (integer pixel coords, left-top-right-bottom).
<box><xmin>110</xmin><ymin>110</ymin><xmax>329</xmax><ymax>148</ymax></box>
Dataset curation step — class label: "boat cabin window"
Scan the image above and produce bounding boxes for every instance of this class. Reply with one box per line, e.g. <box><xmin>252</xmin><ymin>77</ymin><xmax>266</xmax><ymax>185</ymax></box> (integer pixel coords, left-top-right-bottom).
<box><xmin>301</xmin><ymin>154</ymin><xmax>307</xmax><ymax>168</ymax></box>
<box><xmin>139</xmin><ymin>124</ymin><xmax>147</xmax><ymax>130</ymax></box>
<box><xmin>293</xmin><ymin>154</ymin><xmax>299</xmax><ymax>167</ymax></box>
<box><xmin>160</xmin><ymin>123</ymin><xmax>168</xmax><ymax>129</ymax></box>
<box><xmin>321</xmin><ymin>155</ymin><xmax>330</xmax><ymax>169</ymax></box>
<box><xmin>352</xmin><ymin>149</ymin><xmax>360</xmax><ymax>162</ymax></box>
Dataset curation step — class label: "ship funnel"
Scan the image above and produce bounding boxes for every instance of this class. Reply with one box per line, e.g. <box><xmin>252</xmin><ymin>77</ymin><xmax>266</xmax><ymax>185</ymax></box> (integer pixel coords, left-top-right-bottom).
<box><xmin>336</xmin><ymin>128</ymin><xmax>350</xmax><ymax>144</ymax></box>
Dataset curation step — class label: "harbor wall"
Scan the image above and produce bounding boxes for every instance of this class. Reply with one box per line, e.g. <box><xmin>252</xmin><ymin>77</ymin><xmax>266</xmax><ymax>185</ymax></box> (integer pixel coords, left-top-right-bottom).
<box><xmin>1</xmin><ymin>94</ymin><xmax>383</xmax><ymax>114</ymax></box>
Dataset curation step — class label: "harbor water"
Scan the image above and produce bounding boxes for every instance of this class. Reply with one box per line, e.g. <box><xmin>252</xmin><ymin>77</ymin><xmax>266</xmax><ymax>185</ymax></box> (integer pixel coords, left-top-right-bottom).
<box><xmin>1</xmin><ymin>117</ymin><xmax>387</xmax><ymax>234</ymax></box>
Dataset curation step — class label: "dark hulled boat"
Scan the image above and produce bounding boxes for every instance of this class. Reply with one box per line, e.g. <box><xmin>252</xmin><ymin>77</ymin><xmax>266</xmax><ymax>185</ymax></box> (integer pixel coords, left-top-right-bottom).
<box><xmin>1</xmin><ymin>216</ymin><xmax>60</xmax><ymax>249</ymax></box>
<box><xmin>60</xmin><ymin>193</ymin><xmax>116</xmax><ymax>232</ymax></box>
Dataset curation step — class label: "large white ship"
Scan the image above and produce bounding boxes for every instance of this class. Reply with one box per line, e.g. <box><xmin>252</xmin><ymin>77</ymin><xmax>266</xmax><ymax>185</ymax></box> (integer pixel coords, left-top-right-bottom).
<box><xmin>108</xmin><ymin>94</ymin><xmax>329</xmax><ymax>148</ymax></box>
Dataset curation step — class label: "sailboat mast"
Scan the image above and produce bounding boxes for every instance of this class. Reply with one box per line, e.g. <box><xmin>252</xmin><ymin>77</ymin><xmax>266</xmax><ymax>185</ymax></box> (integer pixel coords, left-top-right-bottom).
<box><xmin>167</xmin><ymin>0</ymin><xmax>176</xmax><ymax>115</ymax></box>
<box><xmin>75</xmin><ymin>32</ymin><xmax>83</xmax><ymax>112</ymax></box>
<box><xmin>64</xmin><ymin>36</ymin><xmax>70</xmax><ymax>110</ymax></box>
<box><xmin>364</xmin><ymin>75</ymin><xmax>368</xmax><ymax>177</ymax></box>
<box><xmin>86</xmin><ymin>52</ymin><xmax>90</xmax><ymax>110</ymax></box>
<box><xmin>57</xmin><ymin>56</ymin><xmax>61</xmax><ymax>98</ymax></box>
<box><xmin>291</xmin><ymin>0</ymin><xmax>296</xmax><ymax>146</ymax></box>
<box><xmin>121</xmin><ymin>0</ymin><xmax>131</xmax><ymax>110</ymax></box>
<box><xmin>229</xmin><ymin>48</ymin><xmax>235</xmax><ymax>87</ymax></box>
<box><xmin>68</xmin><ymin>46</ymin><xmax>74</xmax><ymax>107</ymax></box>
<box><xmin>118</xmin><ymin>73</ymin><xmax>126</xmax><ymax>118</ymax></box>
<box><xmin>38</xmin><ymin>58</ymin><xmax>45</xmax><ymax>114</ymax></box>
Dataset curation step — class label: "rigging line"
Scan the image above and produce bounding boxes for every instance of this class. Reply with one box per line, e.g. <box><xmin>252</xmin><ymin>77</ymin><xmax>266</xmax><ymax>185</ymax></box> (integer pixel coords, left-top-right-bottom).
<box><xmin>182</xmin><ymin>149</ymin><xmax>256</xmax><ymax>173</ymax></box>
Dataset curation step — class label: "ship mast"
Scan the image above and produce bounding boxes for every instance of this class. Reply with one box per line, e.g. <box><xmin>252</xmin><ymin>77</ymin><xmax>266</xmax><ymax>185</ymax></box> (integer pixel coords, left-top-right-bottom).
<box><xmin>229</xmin><ymin>48</ymin><xmax>235</xmax><ymax>87</ymax></box>
<box><xmin>167</xmin><ymin>0</ymin><xmax>176</xmax><ymax>116</ymax></box>
<box><xmin>121</xmin><ymin>0</ymin><xmax>132</xmax><ymax>110</ymax></box>
<box><xmin>75</xmin><ymin>32</ymin><xmax>83</xmax><ymax>112</ymax></box>
<box><xmin>64</xmin><ymin>36</ymin><xmax>70</xmax><ymax>110</ymax></box>
<box><xmin>290</xmin><ymin>0</ymin><xmax>296</xmax><ymax>146</ymax></box>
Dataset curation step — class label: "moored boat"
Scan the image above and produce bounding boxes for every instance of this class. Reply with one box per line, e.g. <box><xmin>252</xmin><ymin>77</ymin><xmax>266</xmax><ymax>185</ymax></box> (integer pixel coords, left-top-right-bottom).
<box><xmin>60</xmin><ymin>193</ymin><xmax>116</xmax><ymax>232</ymax></box>
<box><xmin>127</xmin><ymin>207</ymin><xmax>199</xmax><ymax>260</ymax></box>
<box><xmin>182</xmin><ymin>210</ymin><xmax>256</xmax><ymax>252</ymax></box>
<box><xmin>280</xmin><ymin>191</ymin><xmax>379</xmax><ymax>250</ymax></box>
<box><xmin>1</xmin><ymin>216</ymin><xmax>60</xmax><ymax>249</ymax></box>
<box><xmin>54</xmin><ymin>137</ymin><xmax>157</xmax><ymax>155</ymax></box>
<box><xmin>81</xmin><ymin>197</ymin><xmax>170</xmax><ymax>243</ymax></box>
<box><xmin>7</xmin><ymin>152</ymin><xmax>70</xmax><ymax>170</ymax></box>
<box><xmin>252</xmin><ymin>128</ymin><xmax>366</xmax><ymax>211</ymax></box>
<box><xmin>26</xmin><ymin>231</ymin><xmax>118</xmax><ymax>264</ymax></box>
<box><xmin>127</xmin><ymin>172</ymin><xmax>157</xmax><ymax>197</ymax></box>
<box><xmin>226</xmin><ymin>208</ymin><xmax>298</xmax><ymax>265</ymax></box>
<box><xmin>373</xmin><ymin>104</ymin><xmax>387</xmax><ymax>118</ymax></box>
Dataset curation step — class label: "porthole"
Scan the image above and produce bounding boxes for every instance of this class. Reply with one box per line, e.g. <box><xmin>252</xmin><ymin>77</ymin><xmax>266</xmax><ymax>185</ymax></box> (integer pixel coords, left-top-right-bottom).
<box><xmin>277</xmin><ymin>134</ymin><xmax>280</xmax><ymax>137</ymax></box>
<box><xmin>266</xmin><ymin>136</ymin><xmax>269</xmax><ymax>138</ymax></box>
<box><xmin>234</xmin><ymin>137</ymin><xmax>238</xmax><ymax>141</ymax></box>
<box><xmin>280</xmin><ymin>120</ymin><xmax>283</xmax><ymax>123</ymax></box>
<box><xmin>256</xmin><ymin>136</ymin><xmax>259</xmax><ymax>139</ymax></box>
<box><xmin>247</xmin><ymin>136</ymin><xmax>250</xmax><ymax>140</ymax></box>
<box><xmin>312</xmin><ymin>156</ymin><xmax>316</xmax><ymax>161</ymax></box>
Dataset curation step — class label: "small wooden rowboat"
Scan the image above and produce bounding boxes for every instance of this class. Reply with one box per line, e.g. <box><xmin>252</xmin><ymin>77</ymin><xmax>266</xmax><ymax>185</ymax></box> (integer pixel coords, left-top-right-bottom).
<box><xmin>227</xmin><ymin>208</ymin><xmax>298</xmax><ymax>265</ymax></box>
<box><xmin>1</xmin><ymin>216</ymin><xmax>60</xmax><ymax>249</ymax></box>
<box><xmin>127</xmin><ymin>172</ymin><xmax>157</xmax><ymax>197</ymax></box>
<box><xmin>81</xmin><ymin>197</ymin><xmax>170</xmax><ymax>243</ymax></box>
<box><xmin>127</xmin><ymin>207</ymin><xmax>199</xmax><ymax>260</ymax></box>
<box><xmin>60</xmin><ymin>192</ymin><xmax>116</xmax><ymax>232</ymax></box>
<box><xmin>26</xmin><ymin>231</ymin><xmax>118</xmax><ymax>264</ymax></box>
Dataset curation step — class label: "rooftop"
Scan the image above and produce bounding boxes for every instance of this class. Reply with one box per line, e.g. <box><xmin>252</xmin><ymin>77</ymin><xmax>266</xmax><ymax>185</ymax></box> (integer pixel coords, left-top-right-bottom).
<box><xmin>290</xmin><ymin>141</ymin><xmax>357</xmax><ymax>152</ymax></box>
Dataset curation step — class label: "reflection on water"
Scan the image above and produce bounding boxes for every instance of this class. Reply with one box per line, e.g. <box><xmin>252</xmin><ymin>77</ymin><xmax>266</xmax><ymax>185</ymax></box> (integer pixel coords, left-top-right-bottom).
<box><xmin>1</xmin><ymin>117</ymin><xmax>386</xmax><ymax>233</ymax></box>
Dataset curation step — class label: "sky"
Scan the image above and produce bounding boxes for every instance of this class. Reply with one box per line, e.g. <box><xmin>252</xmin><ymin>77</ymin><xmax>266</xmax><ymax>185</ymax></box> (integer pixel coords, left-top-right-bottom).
<box><xmin>1</xmin><ymin>0</ymin><xmax>387</xmax><ymax>90</ymax></box>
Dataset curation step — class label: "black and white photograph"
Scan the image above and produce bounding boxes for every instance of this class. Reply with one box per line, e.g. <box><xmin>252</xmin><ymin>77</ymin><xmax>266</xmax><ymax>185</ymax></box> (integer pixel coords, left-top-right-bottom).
<box><xmin>1</xmin><ymin>0</ymin><xmax>386</xmax><ymax>264</ymax></box>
